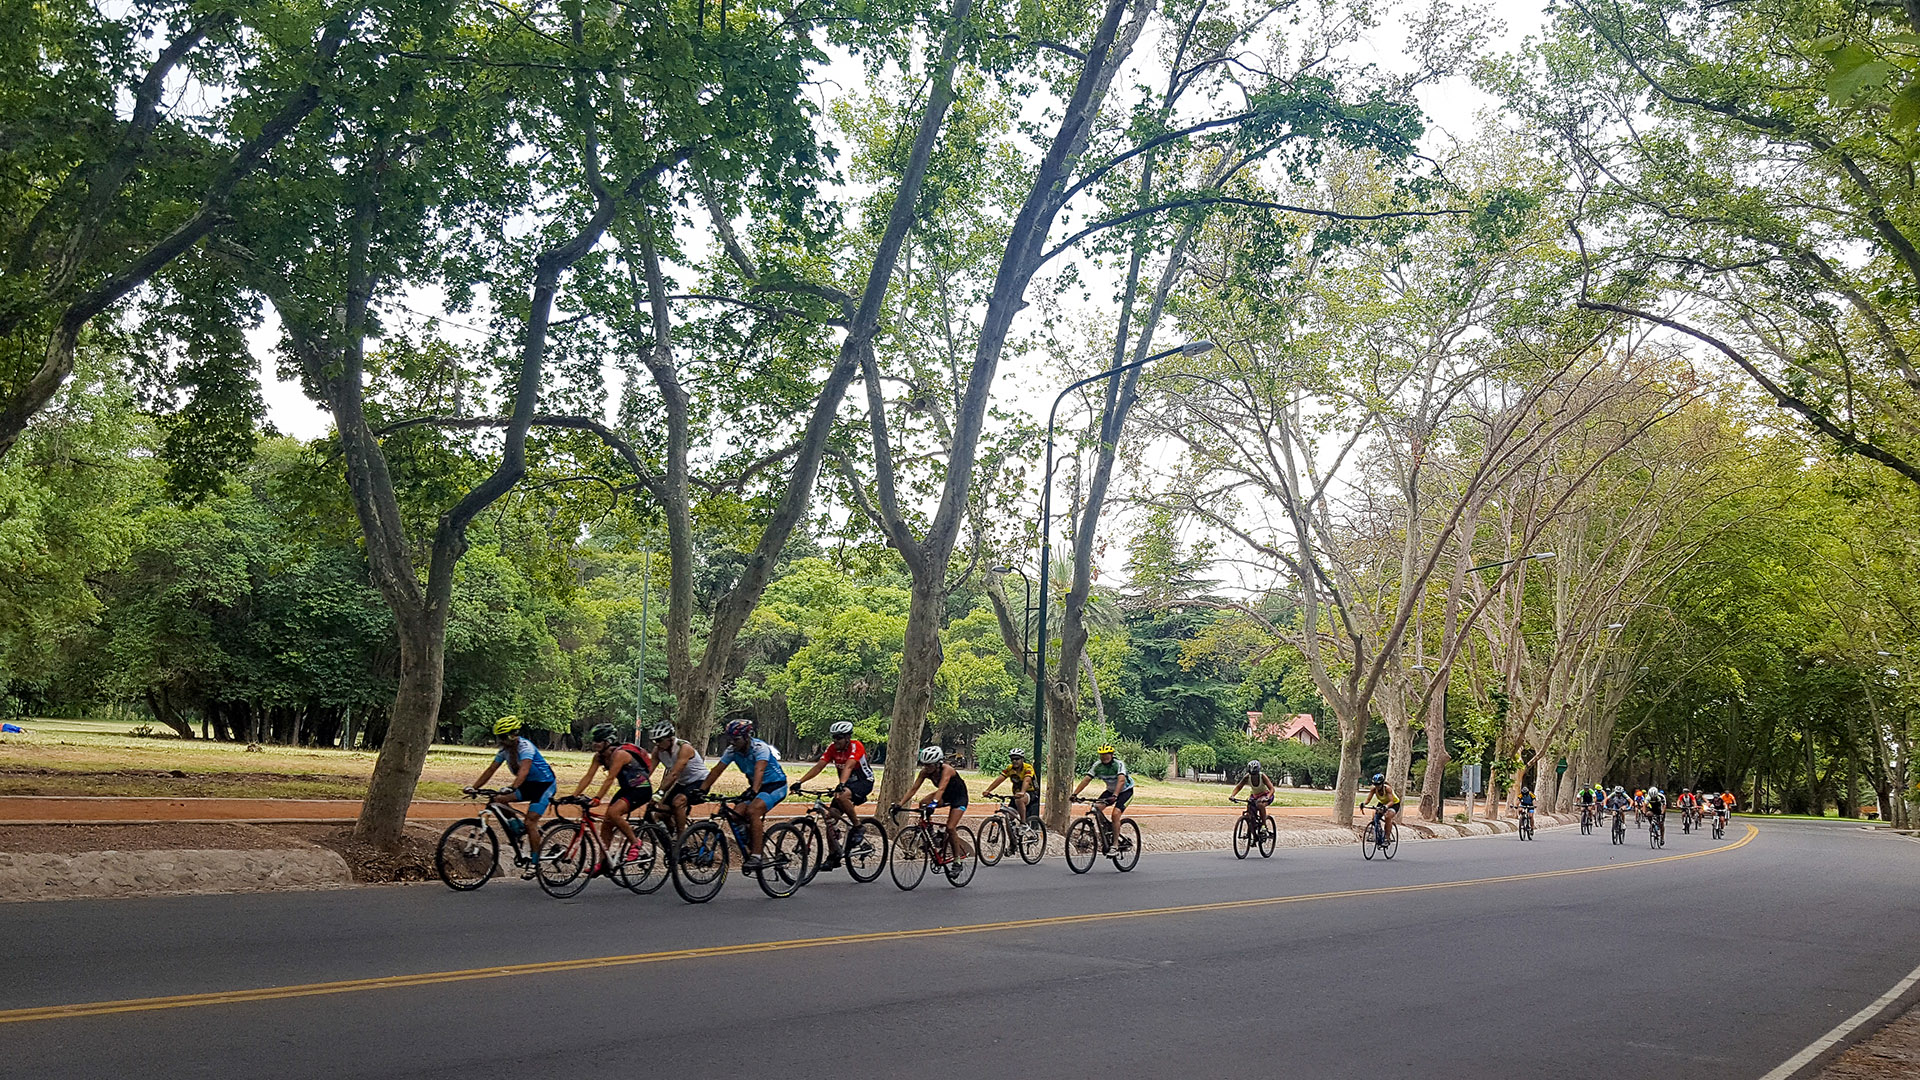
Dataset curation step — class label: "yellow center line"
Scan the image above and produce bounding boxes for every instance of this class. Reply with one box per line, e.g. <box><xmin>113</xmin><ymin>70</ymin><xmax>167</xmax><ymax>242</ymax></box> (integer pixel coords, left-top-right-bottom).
<box><xmin>0</xmin><ymin>825</ymin><xmax>1757</xmax><ymax>1026</ymax></box>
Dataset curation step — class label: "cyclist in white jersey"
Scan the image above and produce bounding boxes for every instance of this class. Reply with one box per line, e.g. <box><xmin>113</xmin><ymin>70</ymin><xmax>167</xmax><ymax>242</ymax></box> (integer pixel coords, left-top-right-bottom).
<box><xmin>649</xmin><ymin>721</ymin><xmax>709</xmax><ymax>833</ymax></box>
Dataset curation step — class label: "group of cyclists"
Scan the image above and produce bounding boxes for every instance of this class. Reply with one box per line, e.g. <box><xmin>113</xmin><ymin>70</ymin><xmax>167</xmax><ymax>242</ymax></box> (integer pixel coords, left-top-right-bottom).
<box><xmin>467</xmin><ymin>711</ymin><xmax>1728</xmax><ymax>891</ymax></box>
<box><xmin>466</xmin><ymin>714</ymin><xmax>1136</xmax><ymax>877</ymax></box>
<box><xmin>1573</xmin><ymin>782</ymin><xmax>1735</xmax><ymax>837</ymax></box>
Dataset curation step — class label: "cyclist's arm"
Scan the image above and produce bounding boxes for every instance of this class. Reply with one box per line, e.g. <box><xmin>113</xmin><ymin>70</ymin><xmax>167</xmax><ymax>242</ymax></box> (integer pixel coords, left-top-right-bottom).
<box><xmin>659</xmin><ymin>746</ymin><xmax>688</xmax><ymax>790</ymax></box>
<box><xmin>983</xmin><ymin>777</ymin><xmax>1003</xmax><ymax>795</ymax></box>
<box><xmin>472</xmin><ymin>761</ymin><xmax>501</xmax><ymax>788</ymax></box>
<box><xmin>1072</xmin><ymin>774</ymin><xmax>1091</xmax><ymax>797</ymax></box>
<box><xmin>795</xmin><ymin>758</ymin><xmax>827</xmax><ymax>786</ymax></box>
<box><xmin>747</xmin><ymin>757</ymin><xmax>769</xmax><ymax>793</ymax></box>
<box><xmin>903</xmin><ymin>778</ymin><xmax>926</xmax><ymax>804</ymax></box>
<box><xmin>700</xmin><ymin>758</ymin><xmax>728</xmax><ymax>795</ymax></box>
<box><xmin>511</xmin><ymin>756</ymin><xmax>533</xmax><ymax>789</ymax></box>
<box><xmin>1229</xmin><ymin>780</ymin><xmax>1245</xmax><ymax>797</ymax></box>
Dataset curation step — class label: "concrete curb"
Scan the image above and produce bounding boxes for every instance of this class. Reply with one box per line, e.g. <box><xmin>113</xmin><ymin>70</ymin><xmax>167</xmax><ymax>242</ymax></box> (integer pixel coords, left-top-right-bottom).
<box><xmin>0</xmin><ymin>847</ymin><xmax>354</xmax><ymax>903</ymax></box>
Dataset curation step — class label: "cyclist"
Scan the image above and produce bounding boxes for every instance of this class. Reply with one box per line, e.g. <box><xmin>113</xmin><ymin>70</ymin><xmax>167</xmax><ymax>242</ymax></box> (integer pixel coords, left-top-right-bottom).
<box><xmin>1072</xmin><ymin>744</ymin><xmax>1134</xmax><ymax>850</ymax></box>
<box><xmin>466</xmin><ymin>715</ymin><xmax>555</xmax><ymax>858</ymax></box>
<box><xmin>981</xmin><ymin>747</ymin><xmax>1038</xmax><ymax>825</ymax></box>
<box><xmin>1645</xmin><ymin>785</ymin><xmax>1668</xmax><ymax>836</ymax></box>
<box><xmin>1518</xmin><ymin>785</ymin><xmax>1536</xmax><ymax>821</ymax></box>
<box><xmin>650</xmin><ymin>720</ymin><xmax>709</xmax><ymax>834</ymax></box>
<box><xmin>902</xmin><ymin>745</ymin><xmax>971</xmax><ymax>860</ymax></box>
<box><xmin>567</xmin><ymin>723</ymin><xmax>652</xmax><ymax>868</ymax></box>
<box><xmin>1229</xmin><ymin>759</ymin><xmax>1276</xmax><ymax>835</ymax></box>
<box><xmin>791</xmin><ymin>721</ymin><xmax>875</xmax><ymax>870</ymax></box>
<box><xmin>701</xmin><ymin>718</ymin><xmax>788</xmax><ymax>870</ymax></box>
<box><xmin>1716</xmin><ymin>790</ymin><xmax>1735</xmax><ymax>820</ymax></box>
<box><xmin>1675</xmin><ymin>788</ymin><xmax>1697</xmax><ymax>826</ymax></box>
<box><xmin>1577</xmin><ymin>783</ymin><xmax>1597</xmax><ymax>825</ymax></box>
<box><xmin>1359</xmin><ymin>773</ymin><xmax>1402</xmax><ymax>842</ymax></box>
<box><xmin>1604</xmin><ymin>784</ymin><xmax>1633</xmax><ymax>829</ymax></box>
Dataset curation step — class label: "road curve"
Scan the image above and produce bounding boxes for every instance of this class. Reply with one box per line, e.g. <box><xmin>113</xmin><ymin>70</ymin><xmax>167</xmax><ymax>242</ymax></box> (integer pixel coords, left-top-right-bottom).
<box><xmin>0</xmin><ymin>819</ymin><xmax>1911</xmax><ymax>1079</ymax></box>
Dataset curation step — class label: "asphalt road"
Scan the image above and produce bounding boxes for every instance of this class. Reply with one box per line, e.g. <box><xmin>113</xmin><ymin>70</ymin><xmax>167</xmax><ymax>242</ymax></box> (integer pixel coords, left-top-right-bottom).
<box><xmin>1</xmin><ymin>818</ymin><xmax>1914</xmax><ymax>1079</ymax></box>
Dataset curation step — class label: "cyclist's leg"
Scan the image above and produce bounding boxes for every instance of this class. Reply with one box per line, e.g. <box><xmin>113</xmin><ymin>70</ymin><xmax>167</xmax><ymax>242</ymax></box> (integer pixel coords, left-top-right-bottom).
<box><xmin>520</xmin><ymin>781</ymin><xmax>554</xmax><ymax>850</ymax></box>
<box><xmin>605</xmin><ymin>794</ymin><xmax>642</xmax><ymax>849</ymax></box>
<box><xmin>1013</xmin><ymin>791</ymin><xmax>1028</xmax><ymax>822</ymax></box>
<box><xmin>1112</xmin><ymin>788</ymin><xmax>1131</xmax><ymax>845</ymax></box>
<box><xmin>945</xmin><ymin>804</ymin><xmax>969</xmax><ymax>857</ymax></box>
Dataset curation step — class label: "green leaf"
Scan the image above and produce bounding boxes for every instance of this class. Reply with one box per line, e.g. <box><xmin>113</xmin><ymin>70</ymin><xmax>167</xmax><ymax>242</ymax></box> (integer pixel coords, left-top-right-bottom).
<box><xmin>1891</xmin><ymin>80</ymin><xmax>1920</xmax><ymax>128</ymax></box>
<box><xmin>1828</xmin><ymin>56</ymin><xmax>1896</xmax><ymax>106</ymax></box>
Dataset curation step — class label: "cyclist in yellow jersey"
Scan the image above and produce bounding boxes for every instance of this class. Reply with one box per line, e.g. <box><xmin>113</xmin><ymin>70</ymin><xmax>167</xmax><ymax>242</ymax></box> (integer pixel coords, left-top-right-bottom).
<box><xmin>1229</xmin><ymin>759</ymin><xmax>1276</xmax><ymax>833</ymax></box>
<box><xmin>982</xmin><ymin>748</ymin><xmax>1038</xmax><ymax>823</ymax></box>
<box><xmin>1358</xmin><ymin>773</ymin><xmax>1402</xmax><ymax>842</ymax></box>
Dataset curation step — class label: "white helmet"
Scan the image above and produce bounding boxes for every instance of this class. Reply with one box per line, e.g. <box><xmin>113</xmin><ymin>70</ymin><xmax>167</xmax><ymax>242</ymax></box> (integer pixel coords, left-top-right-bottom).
<box><xmin>647</xmin><ymin>721</ymin><xmax>675</xmax><ymax>741</ymax></box>
<box><xmin>1246</xmin><ymin>760</ymin><xmax>1262</xmax><ymax>773</ymax></box>
<box><xmin>919</xmin><ymin>745</ymin><xmax>945</xmax><ymax>765</ymax></box>
<box><xmin>828</xmin><ymin>721</ymin><xmax>854</xmax><ymax>737</ymax></box>
<box><xmin>1008</xmin><ymin>748</ymin><xmax>1025</xmax><ymax>759</ymax></box>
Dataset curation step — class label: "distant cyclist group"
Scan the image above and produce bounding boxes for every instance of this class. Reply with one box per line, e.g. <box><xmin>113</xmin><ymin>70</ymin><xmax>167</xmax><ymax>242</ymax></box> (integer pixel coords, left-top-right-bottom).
<box><xmin>1572</xmin><ymin>783</ymin><xmax>1734</xmax><ymax>846</ymax></box>
<box><xmin>439</xmin><ymin>714</ymin><xmax>1735</xmax><ymax>900</ymax></box>
<box><xmin>440</xmin><ymin>714</ymin><xmax>1140</xmax><ymax>900</ymax></box>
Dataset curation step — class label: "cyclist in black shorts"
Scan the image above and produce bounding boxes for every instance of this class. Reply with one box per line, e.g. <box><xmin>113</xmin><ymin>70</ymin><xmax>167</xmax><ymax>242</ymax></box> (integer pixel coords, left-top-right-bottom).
<box><xmin>903</xmin><ymin>745</ymin><xmax>972</xmax><ymax>859</ymax></box>
<box><xmin>569</xmin><ymin>723</ymin><xmax>653</xmax><ymax>865</ymax></box>
<box><xmin>792</xmin><ymin>721</ymin><xmax>876</xmax><ymax>869</ymax></box>
<box><xmin>648</xmin><ymin>721</ymin><xmax>710</xmax><ymax>833</ymax></box>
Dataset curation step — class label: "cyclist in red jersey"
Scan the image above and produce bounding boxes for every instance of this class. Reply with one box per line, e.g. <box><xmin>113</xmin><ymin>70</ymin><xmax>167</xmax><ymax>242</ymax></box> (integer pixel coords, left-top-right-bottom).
<box><xmin>792</xmin><ymin>721</ymin><xmax>876</xmax><ymax>869</ymax></box>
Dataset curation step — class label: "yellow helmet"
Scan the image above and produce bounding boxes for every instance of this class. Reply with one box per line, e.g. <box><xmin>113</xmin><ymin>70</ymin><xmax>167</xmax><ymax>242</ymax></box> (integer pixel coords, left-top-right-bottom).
<box><xmin>492</xmin><ymin>715</ymin><xmax>522</xmax><ymax>736</ymax></box>
<box><xmin>1095</xmin><ymin>744</ymin><xmax>1115</xmax><ymax>755</ymax></box>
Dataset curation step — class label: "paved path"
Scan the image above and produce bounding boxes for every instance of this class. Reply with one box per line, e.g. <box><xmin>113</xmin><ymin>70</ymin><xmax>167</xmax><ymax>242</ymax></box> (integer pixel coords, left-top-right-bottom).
<box><xmin>1</xmin><ymin>820</ymin><xmax>1910</xmax><ymax>1079</ymax></box>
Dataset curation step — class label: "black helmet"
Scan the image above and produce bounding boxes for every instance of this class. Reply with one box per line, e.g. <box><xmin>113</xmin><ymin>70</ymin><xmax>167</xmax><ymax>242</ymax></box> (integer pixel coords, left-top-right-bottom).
<box><xmin>588</xmin><ymin>723</ymin><xmax>618</xmax><ymax>745</ymax></box>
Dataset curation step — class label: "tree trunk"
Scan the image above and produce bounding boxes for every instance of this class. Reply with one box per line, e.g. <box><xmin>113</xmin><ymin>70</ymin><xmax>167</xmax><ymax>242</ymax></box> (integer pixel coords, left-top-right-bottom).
<box><xmin>358</xmin><ymin>616</ymin><xmax>447</xmax><ymax>846</ymax></box>
<box><xmin>1043</xmin><ymin>668</ymin><xmax>1081</xmax><ymax>832</ymax></box>
<box><xmin>1383</xmin><ymin>688</ymin><xmax>1412</xmax><ymax>794</ymax></box>
<box><xmin>876</xmin><ymin>574</ymin><xmax>943</xmax><ymax>810</ymax></box>
<box><xmin>1332</xmin><ymin>704</ymin><xmax>1366</xmax><ymax>825</ymax></box>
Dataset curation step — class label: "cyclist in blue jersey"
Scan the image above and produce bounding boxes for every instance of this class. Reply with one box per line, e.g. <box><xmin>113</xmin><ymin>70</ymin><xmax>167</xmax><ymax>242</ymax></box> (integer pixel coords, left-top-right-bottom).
<box><xmin>702</xmin><ymin>718</ymin><xmax>788</xmax><ymax>869</ymax></box>
<box><xmin>466</xmin><ymin>715</ymin><xmax>556</xmax><ymax>855</ymax></box>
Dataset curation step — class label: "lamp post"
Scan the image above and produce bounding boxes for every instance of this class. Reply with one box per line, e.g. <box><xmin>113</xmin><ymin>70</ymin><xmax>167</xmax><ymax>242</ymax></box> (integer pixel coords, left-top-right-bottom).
<box><xmin>1032</xmin><ymin>340</ymin><xmax>1215</xmax><ymax>786</ymax></box>
<box><xmin>991</xmin><ymin>565</ymin><xmax>1035</xmax><ymax>669</ymax></box>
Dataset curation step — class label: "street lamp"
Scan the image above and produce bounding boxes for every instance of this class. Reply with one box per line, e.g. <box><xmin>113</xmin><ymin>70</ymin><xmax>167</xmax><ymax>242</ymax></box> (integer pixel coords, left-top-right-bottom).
<box><xmin>1467</xmin><ymin>550</ymin><xmax>1555</xmax><ymax>573</ymax></box>
<box><xmin>991</xmin><ymin>565</ymin><xmax>1035</xmax><ymax>674</ymax></box>
<box><xmin>1032</xmin><ymin>340</ymin><xmax>1215</xmax><ymax>786</ymax></box>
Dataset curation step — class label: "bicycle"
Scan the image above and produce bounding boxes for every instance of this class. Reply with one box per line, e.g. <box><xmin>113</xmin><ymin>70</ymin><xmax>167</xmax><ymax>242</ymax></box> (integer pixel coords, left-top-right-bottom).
<box><xmin>1359</xmin><ymin>804</ymin><xmax>1398</xmax><ymax>860</ymax></box>
<box><xmin>1229</xmin><ymin>796</ymin><xmax>1278</xmax><ymax>859</ymax></box>
<box><xmin>1517</xmin><ymin>806</ymin><xmax>1535</xmax><ymax>841</ymax></box>
<box><xmin>977</xmin><ymin>794</ymin><xmax>1048</xmax><ymax>866</ymax></box>
<box><xmin>887</xmin><ymin>803</ymin><xmax>976</xmax><ymax>890</ymax></box>
<box><xmin>436</xmin><ymin>788</ymin><xmax>579</xmax><ymax>893</ymax></box>
<box><xmin>531</xmin><ymin>795</ymin><xmax>673</xmax><ymax>899</ymax></box>
<box><xmin>1610</xmin><ymin>807</ymin><xmax>1627</xmax><ymax>845</ymax></box>
<box><xmin>1711</xmin><ymin>811</ymin><xmax>1727</xmax><ymax>839</ymax></box>
<box><xmin>1065</xmin><ymin>796</ymin><xmax>1140</xmax><ymax>873</ymax></box>
<box><xmin>668</xmin><ymin>796</ymin><xmax>811</xmax><ymax>903</ymax></box>
<box><xmin>789</xmin><ymin>786</ymin><xmax>889</xmax><ymax>885</ymax></box>
<box><xmin>1579</xmin><ymin>804</ymin><xmax>1594</xmax><ymax>835</ymax></box>
<box><xmin>1648</xmin><ymin>812</ymin><xmax>1666</xmax><ymax>848</ymax></box>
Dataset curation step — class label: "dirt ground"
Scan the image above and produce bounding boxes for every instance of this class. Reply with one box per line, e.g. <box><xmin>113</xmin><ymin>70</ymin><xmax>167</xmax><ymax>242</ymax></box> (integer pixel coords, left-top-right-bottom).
<box><xmin>0</xmin><ymin>822</ymin><xmax>298</xmax><ymax>853</ymax></box>
<box><xmin>1819</xmin><ymin>1006</ymin><xmax>1920</xmax><ymax>1079</ymax></box>
<box><xmin>0</xmin><ymin>821</ymin><xmax>440</xmax><ymax>885</ymax></box>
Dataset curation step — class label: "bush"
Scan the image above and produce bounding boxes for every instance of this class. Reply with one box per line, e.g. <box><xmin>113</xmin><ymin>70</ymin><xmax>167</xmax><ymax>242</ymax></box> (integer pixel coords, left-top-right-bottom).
<box><xmin>972</xmin><ymin>725</ymin><xmax>1032</xmax><ymax>774</ymax></box>
<box><xmin>1136</xmin><ymin>746</ymin><xmax>1170</xmax><ymax>782</ymax></box>
<box><xmin>1178</xmin><ymin>743</ymin><xmax>1217</xmax><ymax>774</ymax></box>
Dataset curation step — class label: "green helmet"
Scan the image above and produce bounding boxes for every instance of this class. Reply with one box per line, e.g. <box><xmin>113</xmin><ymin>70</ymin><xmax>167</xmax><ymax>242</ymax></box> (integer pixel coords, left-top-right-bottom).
<box><xmin>492</xmin><ymin>715</ymin><xmax>522</xmax><ymax>736</ymax></box>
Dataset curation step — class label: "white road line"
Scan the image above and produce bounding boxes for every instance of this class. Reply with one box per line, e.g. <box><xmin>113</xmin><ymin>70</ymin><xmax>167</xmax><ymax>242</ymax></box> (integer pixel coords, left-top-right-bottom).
<box><xmin>1757</xmin><ymin>959</ymin><xmax>1920</xmax><ymax>1080</ymax></box>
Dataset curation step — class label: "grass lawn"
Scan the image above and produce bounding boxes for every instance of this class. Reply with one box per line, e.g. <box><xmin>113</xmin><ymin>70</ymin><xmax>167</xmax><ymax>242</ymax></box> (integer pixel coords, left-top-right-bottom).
<box><xmin>0</xmin><ymin>717</ymin><xmax>1338</xmax><ymax>807</ymax></box>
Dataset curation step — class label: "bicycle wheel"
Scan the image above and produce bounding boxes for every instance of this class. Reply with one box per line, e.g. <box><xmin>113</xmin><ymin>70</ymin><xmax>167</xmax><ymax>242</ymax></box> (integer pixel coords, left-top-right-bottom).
<box><xmin>1361</xmin><ymin>822</ymin><xmax>1377</xmax><ymax>860</ymax></box>
<box><xmin>535</xmin><ymin>822</ymin><xmax>592</xmax><ymax>898</ymax></box>
<box><xmin>610</xmin><ymin>823</ymin><xmax>670</xmax><ymax>895</ymax></box>
<box><xmin>842</xmin><ymin>818</ymin><xmax>889</xmax><ymax>883</ymax></box>
<box><xmin>1257</xmin><ymin>818</ymin><xmax>1277</xmax><ymax>859</ymax></box>
<box><xmin>669</xmin><ymin>821</ymin><xmax>728</xmax><ymax>904</ymax></box>
<box><xmin>1111</xmin><ymin>819</ymin><xmax>1141</xmax><ymax>872</ymax></box>
<box><xmin>1065</xmin><ymin>818</ymin><xmax>1097</xmax><ymax>874</ymax></box>
<box><xmin>1612</xmin><ymin>818</ymin><xmax>1625</xmax><ymax>845</ymax></box>
<box><xmin>977</xmin><ymin>816</ymin><xmax>1006</xmax><ymax>867</ymax></box>
<box><xmin>435</xmin><ymin>818</ymin><xmax>499</xmax><ymax>891</ymax></box>
<box><xmin>945</xmin><ymin>825</ymin><xmax>977</xmax><ymax>887</ymax></box>
<box><xmin>1018</xmin><ymin>819</ymin><xmax>1048</xmax><ymax>865</ymax></box>
<box><xmin>1383</xmin><ymin>826</ymin><xmax>1399</xmax><ymax>860</ymax></box>
<box><xmin>755</xmin><ymin>822</ymin><xmax>810</xmax><ymax>899</ymax></box>
<box><xmin>890</xmin><ymin>826</ymin><xmax>928</xmax><ymax>891</ymax></box>
<box><xmin>1232</xmin><ymin>815</ymin><xmax>1251</xmax><ymax>859</ymax></box>
<box><xmin>791</xmin><ymin>817</ymin><xmax>825</xmax><ymax>889</ymax></box>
